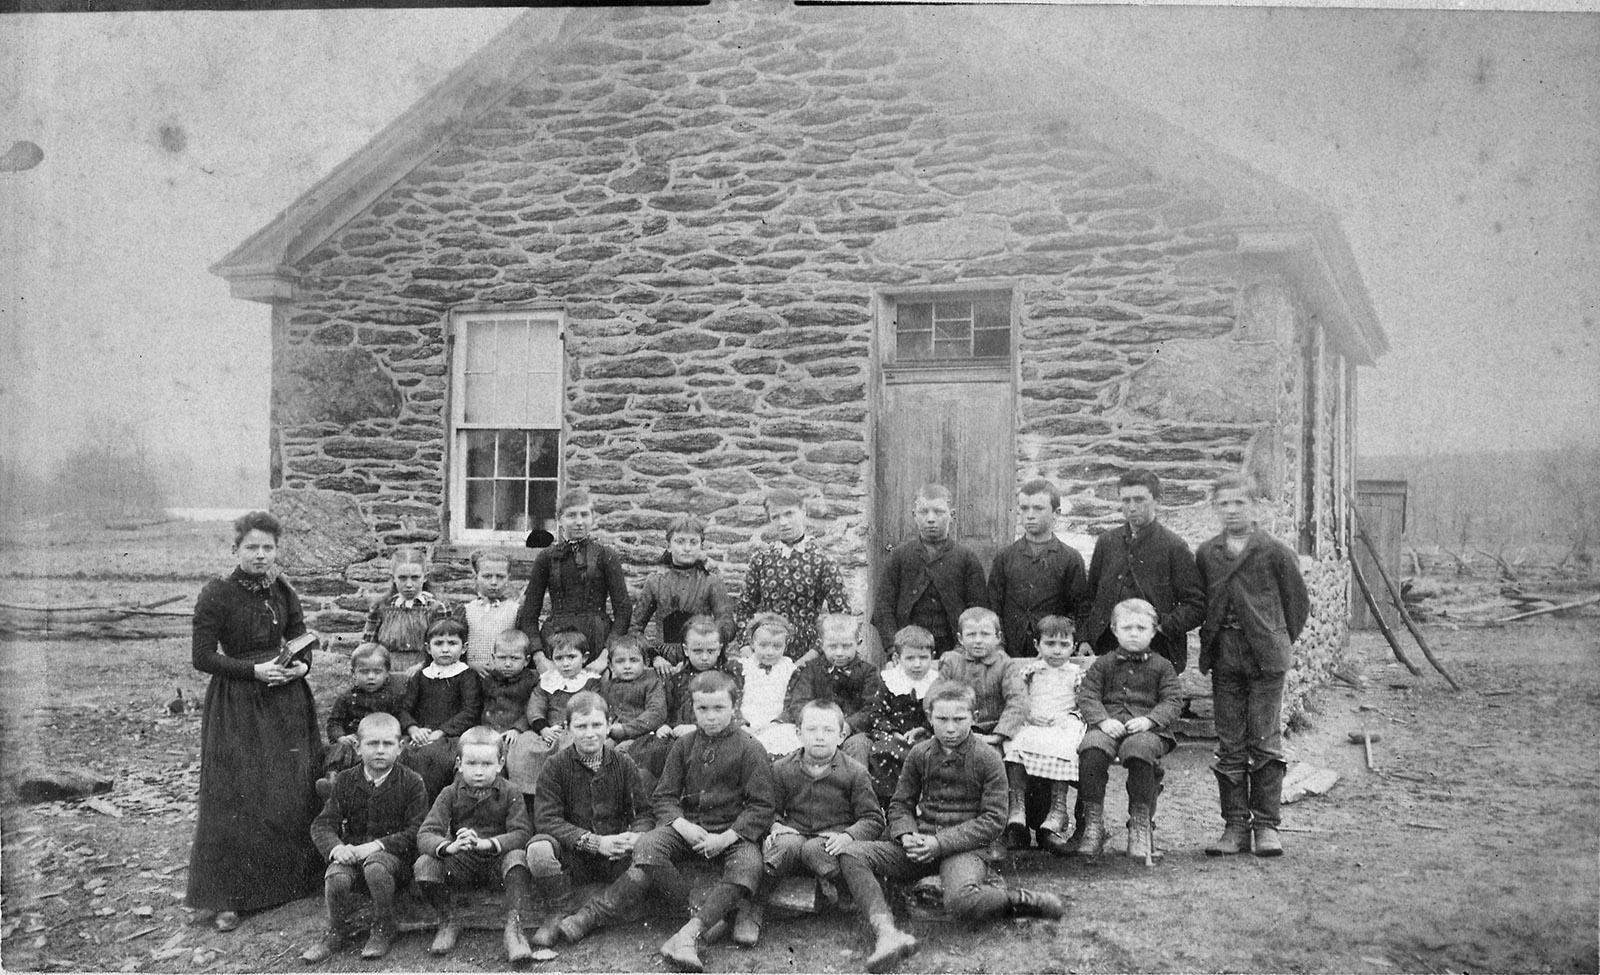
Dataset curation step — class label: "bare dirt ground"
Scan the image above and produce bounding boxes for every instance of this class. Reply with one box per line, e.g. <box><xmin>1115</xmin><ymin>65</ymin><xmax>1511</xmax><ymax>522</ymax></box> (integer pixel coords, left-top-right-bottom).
<box><xmin>1</xmin><ymin>523</ymin><xmax>1597</xmax><ymax>973</ymax></box>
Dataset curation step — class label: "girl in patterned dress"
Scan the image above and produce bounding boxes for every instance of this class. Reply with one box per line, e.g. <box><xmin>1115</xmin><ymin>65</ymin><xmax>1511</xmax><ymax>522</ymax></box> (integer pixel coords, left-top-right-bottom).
<box><xmin>862</xmin><ymin>625</ymin><xmax>937</xmax><ymax>801</ymax></box>
<box><xmin>363</xmin><ymin>546</ymin><xmax>451</xmax><ymax>676</ymax></box>
<box><xmin>735</xmin><ymin>489</ymin><xmax>849</xmax><ymax>664</ymax></box>
<box><xmin>1002</xmin><ymin>614</ymin><xmax>1087</xmax><ymax>856</ymax></box>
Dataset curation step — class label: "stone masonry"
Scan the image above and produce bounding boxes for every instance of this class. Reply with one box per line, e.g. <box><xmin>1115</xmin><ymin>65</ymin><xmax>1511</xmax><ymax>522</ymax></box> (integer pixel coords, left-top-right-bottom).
<box><xmin>261</xmin><ymin>3</ymin><xmax>1362</xmax><ymax>719</ymax></box>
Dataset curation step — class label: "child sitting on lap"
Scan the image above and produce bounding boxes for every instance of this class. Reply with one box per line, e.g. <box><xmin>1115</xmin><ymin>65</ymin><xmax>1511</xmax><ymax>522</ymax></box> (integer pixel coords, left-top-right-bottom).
<box><xmin>303</xmin><ymin>712</ymin><xmax>428</xmax><ymax>963</ymax></box>
<box><xmin>1001</xmin><ymin>615</ymin><xmax>1087</xmax><ymax>855</ymax></box>
<box><xmin>631</xmin><ymin>515</ymin><xmax>737</xmax><ymax>674</ymax></box>
<box><xmin>414</xmin><ymin>726</ymin><xmax>537</xmax><ymax>962</ymax></box>
<box><xmin>513</xmin><ymin>629</ymin><xmax>602</xmax><ymax>793</ymax></box>
<box><xmin>478</xmin><ymin>629</ymin><xmax>541</xmax><ymax>795</ymax></box>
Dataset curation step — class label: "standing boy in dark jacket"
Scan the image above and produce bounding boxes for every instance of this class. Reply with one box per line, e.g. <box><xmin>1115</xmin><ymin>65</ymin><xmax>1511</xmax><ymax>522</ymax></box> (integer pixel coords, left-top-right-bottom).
<box><xmin>1076</xmin><ymin>470</ymin><xmax>1205</xmax><ymax>672</ymax></box>
<box><xmin>1195</xmin><ymin>474</ymin><xmax>1310</xmax><ymax>858</ymax></box>
<box><xmin>304</xmin><ymin>712</ymin><xmax>428</xmax><ymax>963</ymax></box>
<box><xmin>873</xmin><ymin>484</ymin><xmax>989</xmax><ymax>657</ymax></box>
<box><xmin>989</xmin><ymin>478</ymin><xmax>1089</xmax><ymax>658</ymax></box>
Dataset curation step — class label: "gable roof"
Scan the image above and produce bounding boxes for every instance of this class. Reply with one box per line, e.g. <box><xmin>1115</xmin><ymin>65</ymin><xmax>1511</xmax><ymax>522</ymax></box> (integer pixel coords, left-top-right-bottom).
<box><xmin>213</xmin><ymin>4</ymin><xmax>1385</xmax><ymax>363</ymax></box>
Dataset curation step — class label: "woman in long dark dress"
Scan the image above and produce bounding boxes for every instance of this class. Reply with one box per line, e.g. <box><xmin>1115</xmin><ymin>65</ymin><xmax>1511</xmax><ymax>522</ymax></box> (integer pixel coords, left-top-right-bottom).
<box><xmin>185</xmin><ymin>511</ymin><xmax>324</xmax><ymax>931</ymax></box>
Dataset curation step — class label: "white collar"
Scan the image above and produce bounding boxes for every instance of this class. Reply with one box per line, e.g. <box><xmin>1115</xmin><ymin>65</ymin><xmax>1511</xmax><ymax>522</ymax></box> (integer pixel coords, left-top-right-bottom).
<box><xmin>421</xmin><ymin>661</ymin><xmax>469</xmax><ymax>679</ymax></box>
<box><xmin>392</xmin><ymin>591</ymin><xmax>437</xmax><ymax>609</ymax></box>
<box><xmin>364</xmin><ymin>766</ymin><xmax>394</xmax><ymax>788</ymax></box>
<box><xmin>776</xmin><ymin>536</ymin><xmax>810</xmax><ymax>556</ymax></box>
<box><xmin>742</xmin><ymin>656</ymin><xmax>795</xmax><ymax>679</ymax></box>
<box><xmin>882</xmin><ymin>666</ymin><xmax>936</xmax><ymax>697</ymax></box>
<box><xmin>540</xmin><ymin>670</ymin><xmax>593</xmax><ymax>694</ymax></box>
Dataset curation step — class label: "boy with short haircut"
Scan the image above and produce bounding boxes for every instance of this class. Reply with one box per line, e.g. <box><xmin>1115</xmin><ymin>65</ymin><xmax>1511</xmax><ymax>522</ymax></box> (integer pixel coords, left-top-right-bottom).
<box><xmin>782</xmin><ymin>613</ymin><xmax>883</xmax><ymax>763</ymax></box>
<box><xmin>516</xmin><ymin>487</ymin><xmax>632</xmax><ymax>670</ymax></box>
<box><xmin>526</xmin><ymin>692</ymin><xmax>656</xmax><ymax>947</ymax></box>
<box><xmin>657</xmin><ymin>616</ymin><xmax>744</xmax><ymax>748</ymax></box>
<box><xmin>872</xmin><ymin>484</ymin><xmax>990</xmax><ymax>656</ymax></box>
<box><xmin>1073</xmin><ymin>599</ymin><xmax>1182</xmax><ymax>860</ymax></box>
<box><xmin>322</xmin><ymin>643</ymin><xmax>412</xmax><ymax>788</ymax></box>
<box><xmin>632</xmin><ymin>515</ymin><xmax>737</xmax><ymax>673</ymax></box>
<box><xmin>453</xmin><ymin>550</ymin><xmax>529</xmax><ymax>674</ymax></box>
<box><xmin>755</xmin><ymin>700</ymin><xmax>918</xmax><ymax>972</ymax></box>
<box><xmin>937</xmin><ymin>607</ymin><xmax>1027</xmax><ymax>749</ymax></box>
<box><xmin>599</xmin><ymin>635</ymin><xmax>668</xmax><ymax>770</ymax></box>
<box><xmin>414</xmin><ymin>726</ymin><xmax>537</xmax><ymax>962</ymax></box>
<box><xmin>1195</xmin><ymin>473</ymin><xmax>1310</xmax><ymax>858</ymax></box>
<box><xmin>304</xmin><ymin>712</ymin><xmax>428</xmax><ymax>963</ymax></box>
<box><xmin>635</xmin><ymin>670</ymin><xmax>775</xmax><ymax>972</ymax></box>
<box><xmin>478</xmin><ymin>629</ymin><xmax>541</xmax><ymax>794</ymax></box>
<box><xmin>988</xmin><ymin>478</ymin><xmax>1090</xmax><ymax>658</ymax></box>
<box><xmin>737</xmin><ymin>489</ymin><xmax>850</xmax><ymax>664</ymax></box>
<box><xmin>840</xmin><ymin>681</ymin><xmax>1063</xmax><ymax>926</ymax></box>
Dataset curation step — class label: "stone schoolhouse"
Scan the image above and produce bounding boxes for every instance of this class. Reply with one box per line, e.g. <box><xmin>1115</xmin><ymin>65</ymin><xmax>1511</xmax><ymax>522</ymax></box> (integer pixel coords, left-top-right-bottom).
<box><xmin>214</xmin><ymin>4</ymin><xmax>1387</xmax><ymax>715</ymax></box>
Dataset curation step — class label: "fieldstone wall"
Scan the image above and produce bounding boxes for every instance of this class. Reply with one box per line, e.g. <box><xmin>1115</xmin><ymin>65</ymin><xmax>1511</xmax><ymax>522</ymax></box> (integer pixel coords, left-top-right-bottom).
<box><xmin>266</xmin><ymin>1</ymin><xmax>1356</xmax><ymax>716</ymax></box>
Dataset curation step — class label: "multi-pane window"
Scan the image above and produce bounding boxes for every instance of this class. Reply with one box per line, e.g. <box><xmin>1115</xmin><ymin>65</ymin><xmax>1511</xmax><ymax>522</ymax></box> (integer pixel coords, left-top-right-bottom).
<box><xmin>450</xmin><ymin>309</ymin><xmax>563</xmax><ymax>542</ymax></box>
<box><xmin>893</xmin><ymin>294</ymin><xmax>1011</xmax><ymax>362</ymax></box>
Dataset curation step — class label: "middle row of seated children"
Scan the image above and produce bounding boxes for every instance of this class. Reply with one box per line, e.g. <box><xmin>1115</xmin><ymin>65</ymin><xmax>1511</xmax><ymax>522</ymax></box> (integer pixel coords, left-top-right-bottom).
<box><xmin>323</xmin><ymin>603</ymin><xmax>1179</xmax><ymax>863</ymax></box>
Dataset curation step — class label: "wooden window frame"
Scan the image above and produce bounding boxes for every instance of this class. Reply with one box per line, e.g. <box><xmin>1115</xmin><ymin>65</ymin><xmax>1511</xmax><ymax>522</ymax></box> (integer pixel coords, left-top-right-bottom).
<box><xmin>877</xmin><ymin>284</ymin><xmax>1017</xmax><ymax>383</ymax></box>
<box><xmin>445</xmin><ymin>302</ymin><xmax>566</xmax><ymax>547</ymax></box>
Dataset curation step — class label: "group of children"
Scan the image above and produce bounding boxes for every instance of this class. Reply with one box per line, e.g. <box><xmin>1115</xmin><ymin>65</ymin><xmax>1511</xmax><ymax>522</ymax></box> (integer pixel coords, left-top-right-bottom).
<box><xmin>305</xmin><ymin>473</ymin><xmax>1308</xmax><ymax>966</ymax></box>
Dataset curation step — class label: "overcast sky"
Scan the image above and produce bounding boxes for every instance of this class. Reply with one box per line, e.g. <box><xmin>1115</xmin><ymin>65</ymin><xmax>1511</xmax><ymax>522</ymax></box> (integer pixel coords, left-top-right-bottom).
<box><xmin>1</xmin><ymin>6</ymin><xmax>1595</xmax><ymax>505</ymax></box>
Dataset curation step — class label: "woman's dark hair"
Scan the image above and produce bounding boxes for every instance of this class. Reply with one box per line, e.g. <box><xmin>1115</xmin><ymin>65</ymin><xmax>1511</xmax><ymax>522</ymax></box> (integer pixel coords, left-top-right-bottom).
<box><xmin>232</xmin><ymin>510</ymin><xmax>282</xmax><ymax>546</ymax></box>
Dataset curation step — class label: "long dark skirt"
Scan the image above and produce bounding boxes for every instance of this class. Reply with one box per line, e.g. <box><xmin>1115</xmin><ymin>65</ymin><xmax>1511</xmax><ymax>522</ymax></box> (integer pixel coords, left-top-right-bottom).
<box><xmin>185</xmin><ymin>675</ymin><xmax>323</xmax><ymax>913</ymax></box>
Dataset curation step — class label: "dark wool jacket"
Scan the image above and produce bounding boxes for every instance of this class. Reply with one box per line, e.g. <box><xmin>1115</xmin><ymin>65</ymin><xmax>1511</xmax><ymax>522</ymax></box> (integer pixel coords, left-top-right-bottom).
<box><xmin>515</xmin><ymin>537</ymin><xmax>632</xmax><ymax>661</ymax></box>
<box><xmin>937</xmin><ymin>648</ymin><xmax>1028</xmax><ymax>741</ymax></box>
<box><xmin>326</xmin><ymin>675</ymin><xmax>413</xmax><ymax>742</ymax></box>
<box><xmin>886</xmin><ymin>735</ymin><xmax>1006</xmax><ymax>856</ymax></box>
<box><xmin>770</xmin><ymin>749</ymin><xmax>883</xmax><ymax>841</ymax></box>
<box><xmin>1076</xmin><ymin>520</ymin><xmax>1205</xmax><ymax>670</ymax></box>
<box><xmin>402</xmin><ymin>666</ymin><xmax>482</xmax><ymax>736</ymax></box>
<box><xmin>309</xmin><ymin>764</ymin><xmax>428</xmax><ymax>860</ymax></box>
<box><xmin>1076</xmin><ymin>649</ymin><xmax>1184</xmax><ymax>744</ymax></box>
<box><xmin>417</xmin><ymin>776</ymin><xmax>532</xmax><ymax>858</ymax></box>
<box><xmin>987</xmin><ymin>536</ymin><xmax>1089</xmax><ymax>658</ymax></box>
<box><xmin>478</xmin><ymin>669</ymin><xmax>539</xmax><ymax>734</ymax></box>
<box><xmin>653</xmin><ymin>726</ymin><xmax>775</xmax><ymax>843</ymax></box>
<box><xmin>872</xmin><ymin>537</ymin><xmax>989</xmax><ymax>653</ymax></box>
<box><xmin>600</xmin><ymin>670</ymin><xmax>667</xmax><ymax>740</ymax></box>
<box><xmin>664</xmin><ymin>662</ymin><xmax>744</xmax><ymax>726</ymax></box>
<box><xmin>780</xmin><ymin>656</ymin><xmax>884</xmax><ymax>733</ymax></box>
<box><xmin>193</xmin><ymin>569</ymin><xmax>308</xmax><ymax>678</ymax></box>
<box><xmin>533</xmin><ymin>742</ymin><xmax>654</xmax><ymax>848</ymax></box>
<box><xmin>1195</xmin><ymin>529</ymin><xmax>1311</xmax><ymax>676</ymax></box>
<box><xmin>631</xmin><ymin>555</ymin><xmax>737</xmax><ymax>653</ymax></box>
<box><xmin>526</xmin><ymin>673</ymin><xmax>604</xmax><ymax>733</ymax></box>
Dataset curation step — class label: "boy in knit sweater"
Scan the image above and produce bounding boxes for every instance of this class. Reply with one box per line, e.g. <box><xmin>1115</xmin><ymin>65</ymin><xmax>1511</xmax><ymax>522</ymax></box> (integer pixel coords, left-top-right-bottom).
<box><xmin>526</xmin><ymin>692</ymin><xmax>656</xmax><ymax>947</ymax></box>
<box><xmin>635</xmin><ymin>670</ymin><xmax>775</xmax><ymax>972</ymax></box>
<box><xmin>414</xmin><ymin>726</ymin><xmax>537</xmax><ymax>962</ymax></box>
<box><xmin>841</xmin><ymin>681</ymin><xmax>1063</xmax><ymax>926</ymax></box>
<box><xmin>303</xmin><ymin>713</ymin><xmax>428</xmax><ymax>963</ymax></box>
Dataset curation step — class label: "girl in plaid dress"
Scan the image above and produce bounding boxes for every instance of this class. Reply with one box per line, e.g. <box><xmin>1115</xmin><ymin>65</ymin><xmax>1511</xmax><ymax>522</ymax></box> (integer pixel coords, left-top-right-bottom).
<box><xmin>1003</xmin><ymin>615</ymin><xmax>1086</xmax><ymax>855</ymax></box>
<box><xmin>863</xmin><ymin>625</ymin><xmax>937</xmax><ymax>800</ymax></box>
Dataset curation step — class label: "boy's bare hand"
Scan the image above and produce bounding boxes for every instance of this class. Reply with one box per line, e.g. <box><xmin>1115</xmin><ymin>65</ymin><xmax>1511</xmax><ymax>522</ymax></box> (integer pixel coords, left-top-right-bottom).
<box><xmin>500</xmin><ymin>729</ymin><xmax>517</xmax><ymax>747</ymax></box>
<box><xmin>408</xmin><ymin>726</ymin><xmax>433</xmax><ymax>746</ymax></box>
<box><xmin>1125</xmin><ymin>716</ymin><xmax>1154</xmax><ymax>734</ymax></box>
<box><xmin>329</xmin><ymin>844</ymin><xmax>359</xmax><ymax>865</ymax></box>
<box><xmin>652</xmin><ymin>657</ymin><xmax>675</xmax><ymax>676</ymax></box>
<box><xmin>900</xmin><ymin>833</ymin><xmax>939</xmax><ymax>863</ymax></box>
<box><xmin>1099</xmin><ymin>718</ymin><xmax>1126</xmax><ymax>739</ymax></box>
<box><xmin>540</xmin><ymin>727</ymin><xmax>564</xmax><ymax>745</ymax></box>
<box><xmin>672</xmin><ymin>723</ymin><xmax>695</xmax><ymax>738</ymax></box>
<box><xmin>672</xmin><ymin>818</ymin><xmax>709</xmax><ymax>847</ymax></box>
<box><xmin>596</xmin><ymin>834</ymin><xmax>632</xmax><ymax>859</ymax></box>
<box><xmin>822</xmin><ymin>832</ymin><xmax>853</xmax><ymax>856</ymax></box>
<box><xmin>696</xmin><ymin>830</ymin><xmax>737</xmax><ymax>858</ymax></box>
<box><xmin>338</xmin><ymin>734</ymin><xmax>358</xmax><ymax>747</ymax></box>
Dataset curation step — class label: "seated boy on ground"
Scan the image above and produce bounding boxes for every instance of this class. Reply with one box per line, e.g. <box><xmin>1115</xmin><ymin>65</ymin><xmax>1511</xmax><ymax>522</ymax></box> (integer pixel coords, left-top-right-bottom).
<box><xmin>526</xmin><ymin>691</ymin><xmax>655</xmax><ymax>947</ymax></box>
<box><xmin>840</xmin><ymin>680</ymin><xmax>1064</xmax><ymax>927</ymax></box>
<box><xmin>752</xmin><ymin>699</ymin><xmax>918</xmax><ymax>973</ymax></box>
<box><xmin>413</xmin><ymin>726</ymin><xmax>537</xmax><ymax>963</ymax></box>
<box><xmin>633</xmin><ymin>670</ymin><xmax>775</xmax><ymax>973</ymax></box>
<box><xmin>303</xmin><ymin>712</ymin><xmax>428</xmax><ymax>963</ymax></box>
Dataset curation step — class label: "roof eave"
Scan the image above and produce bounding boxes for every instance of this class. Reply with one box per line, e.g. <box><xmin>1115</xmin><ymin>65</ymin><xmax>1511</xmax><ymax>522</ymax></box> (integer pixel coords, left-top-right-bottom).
<box><xmin>1235</xmin><ymin>219</ymin><xmax>1389</xmax><ymax>366</ymax></box>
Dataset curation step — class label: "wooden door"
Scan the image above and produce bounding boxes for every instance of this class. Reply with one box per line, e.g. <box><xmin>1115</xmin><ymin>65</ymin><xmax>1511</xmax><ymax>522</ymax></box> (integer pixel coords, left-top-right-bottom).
<box><xmin>874</xmin><ymin>381</ymin><xmax>1014</xmax><ymax>572</ymax></box>
<box><xmin>1353</xmin><ymin>480</ymin><xmax>1407</xmax><ymax>630</ymax></box>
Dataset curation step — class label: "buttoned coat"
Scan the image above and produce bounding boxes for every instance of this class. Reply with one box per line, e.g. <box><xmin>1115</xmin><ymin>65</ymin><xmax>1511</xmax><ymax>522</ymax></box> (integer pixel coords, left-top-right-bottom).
<box><xmin>1194</xmin><ymin>529</ymin><xmax>1310</xmax><ymax>676</ymax></box>
<box><xmin>872</xmin><ymin>537</ymin><xmax>989</xmax><ymax>653</ymax></box>
<box><xmin>1076</xmin><ymin>520</ymin><xmax>1205</xmax><ymax>670</ymax></box>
